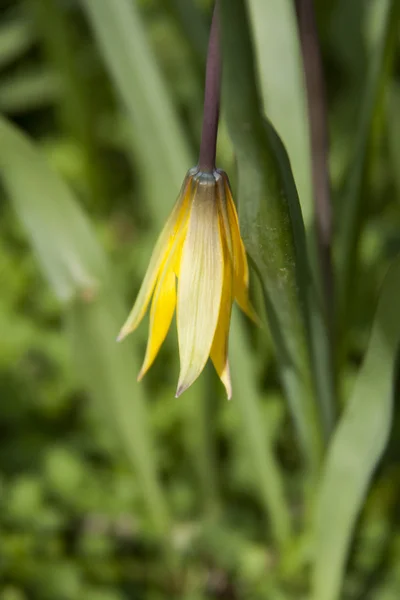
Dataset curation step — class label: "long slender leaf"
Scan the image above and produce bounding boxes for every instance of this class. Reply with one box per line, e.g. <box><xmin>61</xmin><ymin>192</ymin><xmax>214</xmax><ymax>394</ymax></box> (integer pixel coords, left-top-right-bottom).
<box><xmin>0</xmin><ymin>16</ymin><xmax>34</xmax><ymax>69</ymax></box>
<box><xmin>312</xmin><ymin>257</ymin><xmax>400</xmax><ymax>600</ymax></box>
<box><xmin>0</xmin><ymin>117</ymin><xmax>104</xmax><ymax>301</ymax></box>
<box><xmin>387</xmin><ymin>83</ymin><xmax>400</xmax><ymax>202</ymax></box>
<box><xmin>82</xmin><ymin>0</ymin><xmax>192</xmax><ymax>221</ymax></box>
<box><xmin>337</xmin><ymin>0</ymin><xmax>400</xmax><ymax>325</ymax></box>
<box><xmin>182</xmin><ymin>365</ymin><xmax>223</xmax><ymax>518</ymax></box>
<box><xmin>220</xmin><ymin>0</ymin><xmax>324</xmax><ymax>472</ymax></box>
<box><xmin>66</xmin><ymin>293</ymin><xmax>171</xmax><ymax>534</ymax></box>
<box><xmin>247</xmin><ymin>0</ymin><xmax>313</xmax><ymax>232</ymax></box>
<box><xmin>0</xmin><ymin>69</ymin><xmax>61</xmax><ymax>113</ymax></box>
<box><xmin>30</xmin><ymin>0</ymin><xmax>106</xmax><ymax>206</ymax></box>
<box><xmin>164</xmin><ymin>0</ymin><xmax>208</xmax><ymax>67</ymax></box>
<box><xmin>230</xmin><ymin>312</ymin><xmax>291</xmax><ymax>547</ymax></box>
<box><xmin>0</xmin><ymin>116</ymin><xmax>170</xmax><ymax>536</ymax></box>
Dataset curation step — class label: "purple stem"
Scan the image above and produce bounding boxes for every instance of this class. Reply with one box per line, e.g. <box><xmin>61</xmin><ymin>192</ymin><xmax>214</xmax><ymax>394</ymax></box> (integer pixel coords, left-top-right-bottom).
<box><xmin>295</xmin><ymin>0</ymin><xmax>334</xmax><ymax>326</ymax></box>
<box><xmin>198</xmin><ymin>2</ymin><xmax>221</xmax><ymax>172</ymax></box>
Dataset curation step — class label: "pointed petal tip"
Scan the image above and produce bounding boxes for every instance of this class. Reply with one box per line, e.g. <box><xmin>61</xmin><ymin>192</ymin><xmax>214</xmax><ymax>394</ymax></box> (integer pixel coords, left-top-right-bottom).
<box><xmin>222</xmin><ymin>370</ymin><xmax>232</xmax><ymax>401</ymax></box>
<box><xmin>116</xmin><ymin>330</ymin><xmax>126</xmax><ymax>342</ymax></box>
<box><xmin>176</xmin><ymin>375</ymin><xmax>232</xmax><ymax>399</ymax></box>
<box><xmin>234</xmin><ymin>293</ymin><xmax>262</xmax><ymax>328</ymax></box>
<box><xmin>137</xmin><ymin>359</ymin><xmax>151</xmax><ymax>382</ymax></box>
<box><xmin>117</xmin><ymin>313</ymin><xmax>145</xmax><ymax>341</ymax></box>
<box><xmin>213</xmin><ymin>360</ymin><xmax>233</xmax><ymax>400</ymax></box>
<box><xmin>116</xmin><ymin>323</ymin><xmax>135</xmax><ymax>342</ymax></box>
<box><xmin>175</xmin><ymin>383</ymin><xmax>187</xmax><ymax>398</ymax></box>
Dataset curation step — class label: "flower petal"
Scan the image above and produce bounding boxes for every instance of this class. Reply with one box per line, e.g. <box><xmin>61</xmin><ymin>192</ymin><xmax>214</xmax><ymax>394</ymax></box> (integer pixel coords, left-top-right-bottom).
<box><xmin>225</xmin><ymin>179</ymin><xmax>258</xmax><ymax>323</ymax></box>
<box><xmin>137</xmin><ymin>221</ymin><xmax>188</xmax><ymax>379</ymax></box>
<box><xmin>117</xmin><ymin>177</ymin><xmax>191</xmax><ymax>341</ymax></box>
<box><xmin>137</xmin><ymin>266</ymin><xmax>177</xmax><ymax>381</ymax></box>
<box><xmin>176</xmin><ymin>183</ymin><xmax>224</xmax><ymax>396</ymax></box>
<box><xmin>210</xmin><ymin>237</ymin><xmax>233</xmax><ymax>400</ymax></box>
<box><xmin>216</xmin><ymin>174</ymin><xmax>233</xmax><ymax>253</ymax></box>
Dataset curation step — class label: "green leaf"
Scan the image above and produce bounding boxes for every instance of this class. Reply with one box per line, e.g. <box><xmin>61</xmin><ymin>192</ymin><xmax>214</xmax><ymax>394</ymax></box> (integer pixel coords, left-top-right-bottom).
<box><xmin>247</xmin><ymin>0</ymin><xmax>313</xmax><ymax>232</ymax></box>
<box><xmin>0</xmin><ymin>17</ymin><xmax>34</xmax><ymax>70</ymax></box>
<box><xmin>29</xmin><ymin>0</ymin><xmax>106</xmax><ymax>206</ymax></box>
<box><xmin>82</xmin><ymin>0</ymin><xmax>193</xmax><ymax>221</ymax></box>
<box><xmin>0</xmin><ymin>115</ymin><xmax>104</xmax><ymax>301</ymax></box>
<box><xmin>337</xmin><ymin>0</ymin><xmax>400</xmax><ymax>324</ymax></box>
<box><xmin>164</xmin><ymin>0</ymin><xmax>208</xmax><ymax>66</ymax></box>
<box><xmin>0</xmin><ymin>116</ymin><xmax>170</xmax><ymax>536</ymax></box>
<box><xmin>311</xmin><ymin>257</ymin><xmax>400</xmax><ymax>600</ymax></box>
<box><xmin>220</xmin><ymin>0</ymin><xmax>325</xmax><ymax>472</ymax></box>
<box><xmin>66</xmin><ymin>293</ymin><xmax>171</xmax><ymax>535</ymax></box>
<box><xmin>387</xmin><ymin>82</ymin><xmax>400</xmax><ymax>202</ymax></box>
<box><xmin>230</xmin><ymin>312</ymin><xmax>291</xmax><ymax>548</ymax></box>
<box><xmin>0</xmin><ymin>69</ymin><xmax>61</xmax><ymax>113</ymax></box>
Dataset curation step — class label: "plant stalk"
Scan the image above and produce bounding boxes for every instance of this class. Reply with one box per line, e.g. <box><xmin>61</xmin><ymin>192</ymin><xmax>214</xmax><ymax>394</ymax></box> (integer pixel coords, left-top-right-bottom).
<box><xmin>295</xmin><ymin>0</ymin><xmax>336</xmax><ymax>436</ymax></box>
<box><xmin>198</xmin><ymin>2</ymin><xmax>220</xmax><ymax>172</ymax></box>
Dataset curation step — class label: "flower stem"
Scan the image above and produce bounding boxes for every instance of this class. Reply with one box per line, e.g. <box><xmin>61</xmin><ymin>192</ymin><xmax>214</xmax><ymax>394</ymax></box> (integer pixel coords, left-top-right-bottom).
<box><xmin>295</xmin><ymin>0</ymin><xmax>336</xmax><ymax>437</ymax></box>
<box><xmin>198</xmin><ymin>2</ymin><xmax>220</xmax><ymax>172</ymax></box>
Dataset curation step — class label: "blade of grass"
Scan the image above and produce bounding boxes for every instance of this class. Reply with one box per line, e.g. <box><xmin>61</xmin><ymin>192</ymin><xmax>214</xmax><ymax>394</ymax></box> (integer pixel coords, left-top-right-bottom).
<box><xmin>220</xmin><ymin>0</ymin><xmax>325</xmax><ymax>473</ymax></box>
<box><xmin>230</xmin><ymin>312</ymin><xmax>291</xmax><ymax>548</ymax></box>
<box><xmin>0</xmin><ymin>116</ymin><xmax>104</xmax><ymax>300</ymax></box>
<box><xmin>247</xmin><ymin>0</ymin><xmax>313</xmax><ymax>233</ymax></box>
<box><xmin>294</xmin><ymin>0</ymin><xmax>336</xmax><ymax>436</ymax></box>
<box><xmin>387</xmin><ymin>83</ymin><xmax>400</xmax><ymax>203</ymax></box>
<box><xmin>66</xmin><ymin>292</ymin><xmax>171</xmax><ymax>535</ymax></box>
<box><xmin>82</xmin><ymin>0</ymin><xmax>192</xmax><ymax>220</ymax></box>
<box><xmin>311</xmin><ymin>257</ymin><xmax>400</xmax><ymax>600</ymax></box>
<box><xmin>0</xmin><ymin>15</ymin><xmax>34</xmax><ymax>69</ymax></box>
<box><xmin>295</xmin><ymin>0</ymin><xmax>333</xmax><ymax>313</ymax></box>
<box><xmin>249</xmin><ymin>0</ymin><xmax>336</xmax><ymax>440</ymax></box>
<box><xmin>0</xmin><ymin>115</ymin><xmax>170</xmax><ymax>536</ymax></box>
<box><xmin>28</xmin><ymin>0</ymin><xmax>106</xmax><ymax>207</ymax></box>
<box><xmin>164</xmin><ymin>0</ymin><xmax>208</xmax><ymax>67</ymax></box>
<box><xmin>183</xmin><ymin>375</ymin><xmax>220</xmax><ymax>518</ymax></box>
<box><xmin>0</xmin><ymin>68</ymin><xmax>61</xmax><ymax>113</ymax></box>
<box><xmin>337</xmin><ymin>0</ymin><xmax>400</xmax><ymax>329</ymax></box>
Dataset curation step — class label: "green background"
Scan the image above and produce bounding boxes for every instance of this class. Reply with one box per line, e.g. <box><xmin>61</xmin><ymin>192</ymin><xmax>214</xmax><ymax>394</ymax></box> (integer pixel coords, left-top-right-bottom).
<box><xmin>0</xmin><ymin>1</ymin><xmax>399</xmax><ymax>599</ymax></box>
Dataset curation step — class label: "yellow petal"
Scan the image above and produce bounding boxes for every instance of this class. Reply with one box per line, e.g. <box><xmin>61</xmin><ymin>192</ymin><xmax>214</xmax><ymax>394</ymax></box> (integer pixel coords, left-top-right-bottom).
<box><xmin>216</xmin><ymin>174</ymin><xmax>233</xmax><ymax>254</ymax></box>
<box><xmin>224</xmin><ymin>179</ymin><xmax>258</xmax><ymax>323</ymax></box>
<box><xmin>117</xmin><ymin>177</ymin><xmax>191</xmax><ymax>341</ymax></box>
<box><xmin>172</xmin><ymin>179</ymin><xmax>199</xmax><ymax>276</ymax></box>
<box><xmin>210</xmin><ymin>237</ymin><xmax>233</xmax><ymax>400</ymax></box>
<box><xmin>176</xmin><ymin>182</ymin><xmax>224</xmax><ymax>396</ymax></box>
<box><xmin>137</xmin><ymin>221</ymin><xmax>188</xmax><ymax>379</ymax></box>
<box><xmin>137</xmin><ymin>265</ymin><xmax>177</xmax><ymax>381</ymax></box>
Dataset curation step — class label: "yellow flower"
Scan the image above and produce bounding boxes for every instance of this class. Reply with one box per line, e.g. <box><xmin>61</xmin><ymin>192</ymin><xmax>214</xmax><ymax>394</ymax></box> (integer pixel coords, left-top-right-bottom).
<box><xmin>118</xmin><ymin>167</ymin><xmax>256</xmax><ymax>399</ymax></box>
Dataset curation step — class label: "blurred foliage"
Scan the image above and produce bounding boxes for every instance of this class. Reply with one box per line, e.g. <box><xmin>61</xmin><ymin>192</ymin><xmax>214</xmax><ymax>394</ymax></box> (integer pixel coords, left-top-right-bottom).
<box><xmin>0</xmin><ymin>0</ymin><xmax>399</xmax><ymax>599</ymax></box>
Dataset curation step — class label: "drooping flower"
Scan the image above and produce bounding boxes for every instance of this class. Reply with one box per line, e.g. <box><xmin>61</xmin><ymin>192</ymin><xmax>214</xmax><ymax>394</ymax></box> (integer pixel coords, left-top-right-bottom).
<box><xmin>117</xmin><ymin>167</ymin><xmax>256</xmax><ymax>399</ymax></box>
